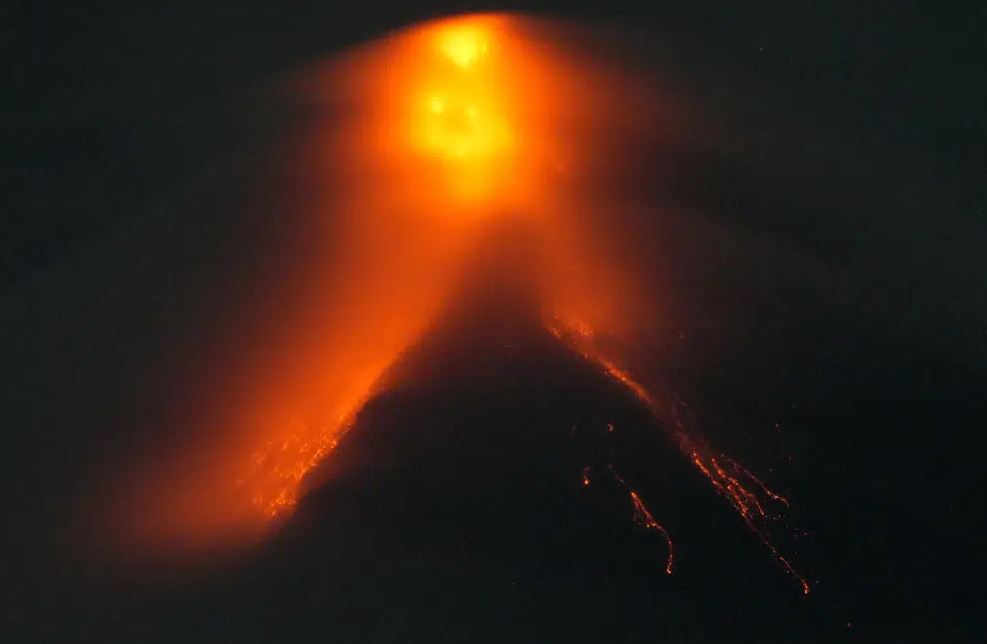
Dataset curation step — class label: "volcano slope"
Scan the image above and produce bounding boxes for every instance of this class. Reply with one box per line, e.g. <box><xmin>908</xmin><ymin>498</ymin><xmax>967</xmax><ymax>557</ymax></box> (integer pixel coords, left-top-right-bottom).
<box><xmin>19</xmin><ymin>226</ymin><xmax>844</xmax><ymax>643</ymax></box>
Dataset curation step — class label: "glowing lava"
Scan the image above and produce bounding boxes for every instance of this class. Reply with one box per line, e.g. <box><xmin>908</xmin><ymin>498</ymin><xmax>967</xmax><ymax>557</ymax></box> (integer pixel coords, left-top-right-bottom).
<box><xmin>548</xmin><ymin>313</ymin><xmax>811</xmax><ymax>594</ymax></box>
<box><xmin>608</xmin><ymin>464</ymin><xmax>675</xmax><ymax>575</ymax></box>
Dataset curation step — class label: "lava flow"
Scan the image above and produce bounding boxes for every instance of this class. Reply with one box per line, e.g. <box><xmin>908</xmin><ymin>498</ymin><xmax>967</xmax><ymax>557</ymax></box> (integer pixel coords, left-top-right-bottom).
<box><xmin>608</xmin><ymin>464</ymin><xmax>675</xmax><ymax>576</ymax></box>
<box><xmin>102</xmin><ymin>13</ymin><xmax>812</xmax><ymax>597</ymax></box>
<box><xmin>547</xmin><ymin>313</ymin><xmax>811</xmax><ymax>594</ymax></box>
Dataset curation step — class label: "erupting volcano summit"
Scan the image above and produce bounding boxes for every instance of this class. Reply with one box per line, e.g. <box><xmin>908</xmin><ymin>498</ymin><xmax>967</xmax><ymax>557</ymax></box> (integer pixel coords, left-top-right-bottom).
<box><xmin>102</xmin><ymin>14</ymin><xmax>811</xmax><ymax>598</ymax></box>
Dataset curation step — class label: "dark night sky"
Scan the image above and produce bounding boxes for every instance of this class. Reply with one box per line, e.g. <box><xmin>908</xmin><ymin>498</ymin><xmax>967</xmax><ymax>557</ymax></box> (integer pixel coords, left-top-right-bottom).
<box><xmin>3</xmin><ymin>2</ymin><xmax>986</xmax><ymax>642</ymax></box>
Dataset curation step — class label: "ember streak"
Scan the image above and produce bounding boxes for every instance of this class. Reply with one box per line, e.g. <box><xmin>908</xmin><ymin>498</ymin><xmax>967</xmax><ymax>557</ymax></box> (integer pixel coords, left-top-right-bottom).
<box><xmin>580</xmin><ymin>465</ymin><xmax>592</xmax><ymax>487</ymax></box>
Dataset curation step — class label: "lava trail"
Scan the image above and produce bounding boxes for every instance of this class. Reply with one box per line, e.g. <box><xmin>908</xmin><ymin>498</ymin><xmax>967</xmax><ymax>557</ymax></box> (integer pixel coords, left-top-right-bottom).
<box><xmin>547</xmin><ymin>313</ymin><xmax>811</xmax><ymax>594</ymax></box>
<box><xmin>607</xmin><ymin>464</ymin><xmax>675</xmax><ymax>576</ymax></box>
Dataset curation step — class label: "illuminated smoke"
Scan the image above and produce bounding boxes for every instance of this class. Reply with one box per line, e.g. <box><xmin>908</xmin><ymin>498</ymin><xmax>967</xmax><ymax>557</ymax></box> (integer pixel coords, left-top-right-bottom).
<box><xmin>102</xmin><ymin>13</ymin><xmax>811</xmax><ymax>595</ymax></box>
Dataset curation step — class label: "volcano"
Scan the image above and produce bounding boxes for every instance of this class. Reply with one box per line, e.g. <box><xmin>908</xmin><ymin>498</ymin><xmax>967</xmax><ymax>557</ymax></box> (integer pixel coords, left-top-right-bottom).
<box><xmin>22</xmin><ymin>221</ymin><xmax>834</xmax><ymax>642</ymax></box>
<box><xmin>4</xmin><ymin>7</ymin><xmax>984</xmax><ymax>643</ymax></box>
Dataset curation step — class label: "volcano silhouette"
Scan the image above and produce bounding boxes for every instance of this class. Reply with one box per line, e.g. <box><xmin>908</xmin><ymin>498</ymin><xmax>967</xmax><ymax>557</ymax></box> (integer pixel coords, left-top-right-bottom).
<box><xmin>35</xmin><ymin>220</ymin><xmax>833</xmax><ymax>643</ymax></box>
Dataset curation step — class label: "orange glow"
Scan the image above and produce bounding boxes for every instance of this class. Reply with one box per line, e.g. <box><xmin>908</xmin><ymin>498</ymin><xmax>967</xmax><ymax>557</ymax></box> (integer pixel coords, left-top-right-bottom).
<box><xmin>310</xmin><ymin>14</ymin><xmax>555</xmax><ymax>211</ymax></box>
<box><xmin>98</xmin><ymin>13</ymin><xmax>813</xmax><ymax>600</ymax></box>
<box><xmin>106</xmin><ymin>13</ymin><xmax>616</xmax><ymax>553</ymax></box>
